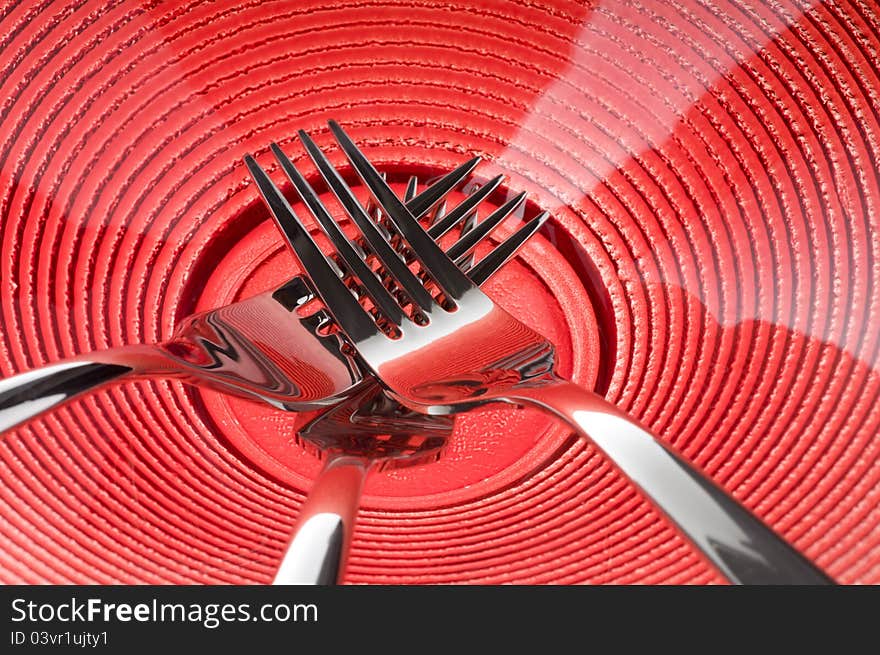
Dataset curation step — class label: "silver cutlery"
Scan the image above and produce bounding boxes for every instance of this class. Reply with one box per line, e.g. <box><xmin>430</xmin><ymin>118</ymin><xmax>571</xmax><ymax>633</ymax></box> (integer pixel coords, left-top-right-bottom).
<box><xmin>269</xmin><ymin>178</ymin><xmax>541</xmax><ymax>584</ymax></box>
<box><xmin>272</xmin><ymin>384</ymin><xmax>453</xmax><ymax>585</ymax></box>
<box><xmin>0</xmin><ymin>159</ymin><xmax>491</xmax><ymax>435</ymax></box>
<box><xmin>246</xmin><ymin>120</ymin><xmax>834</xmax><ymax>585</ymax></box>
<box><xmin>0</xmin><ymin>152</ymin><xmax>542</xmax><ymax>584</ymax></box>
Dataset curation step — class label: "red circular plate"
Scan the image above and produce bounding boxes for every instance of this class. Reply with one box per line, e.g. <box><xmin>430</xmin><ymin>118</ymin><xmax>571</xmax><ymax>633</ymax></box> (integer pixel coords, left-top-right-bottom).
<box><xmin>0</xmin><ymin>0</ymin><xmax>878</xmax><ymax>584</ymax></box>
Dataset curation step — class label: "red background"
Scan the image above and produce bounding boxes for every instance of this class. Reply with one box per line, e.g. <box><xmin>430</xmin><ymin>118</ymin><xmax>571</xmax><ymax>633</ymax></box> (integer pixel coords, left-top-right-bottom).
<box><xmin>0</xmin><ymin>0</ymin><xmax>878</xmax><ymax>583</ymax></box>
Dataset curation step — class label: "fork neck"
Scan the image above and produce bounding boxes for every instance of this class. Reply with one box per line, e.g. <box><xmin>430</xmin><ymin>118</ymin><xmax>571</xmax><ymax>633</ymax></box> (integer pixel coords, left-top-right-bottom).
<box><xmin>0</xmin><ymin>345</ymin><xmax>177</xmax><ymax>436</ymax></box>
<box><xmin>273</xmin><ymin>454</ymin><xmax>371</xmax><ymax>585</ymax></box>
<box><xmin>486</xmin><ymin>379</ymin><xmax>834</xmax><ymax>585</ymax></box>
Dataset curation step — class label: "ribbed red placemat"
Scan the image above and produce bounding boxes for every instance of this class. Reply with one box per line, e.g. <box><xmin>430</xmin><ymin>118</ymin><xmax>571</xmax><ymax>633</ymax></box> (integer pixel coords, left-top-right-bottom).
<box><xmin>0</xmin><ymin>0</ymin><xmax>878</xmax><ymax>583</ymax></box>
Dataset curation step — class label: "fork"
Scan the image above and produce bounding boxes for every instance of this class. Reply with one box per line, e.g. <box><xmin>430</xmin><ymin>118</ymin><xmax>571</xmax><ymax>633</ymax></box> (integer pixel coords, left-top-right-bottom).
<box><xmin>0</xmin><ymin>157</ymin><xmax>540</xmax><ymax>586</ymax></box>
<box><xmin>269</xmin><ymin>178</ymin><xmax>536</xmax><ymax>584</ymax></box>
<box><xmin>272</xmin><ymin>384</ymin><xmax>454</xmax><ymax>585</ymax></box>
<box><xmin>246</xmin><ymin>120</ymin><xmax>834</xmax><ymax>585</ymax></box>
<box><xmin>0</xmin><ymin>158</ymin><xmax>508</xmax><ymax>435</ymax></box>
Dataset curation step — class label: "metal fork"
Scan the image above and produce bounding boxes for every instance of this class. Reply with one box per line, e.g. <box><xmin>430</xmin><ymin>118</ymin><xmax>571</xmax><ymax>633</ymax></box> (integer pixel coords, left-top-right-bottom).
<box><xmin>266</xmin><ymin>177</ymin><xmax>544</xmax><ymax>584</ymax></box>
<box><xmin>246</xmin><ymin>120</ymin><xmax>834</xmax><ymax>585</ymax></box>
<box><xmin>0</xmin><ymin>158</ymin><xmax>502</xmax><ymax>434</ymax></box>
<box><xmin>0</xmin><ymin>155</ymin><xmax>538</xmax><ymax>585</ymax></box>
<box><xmin>272</xmin><ymin>365</ymin><xmax>454</xmax><ymax>585</ymax></box>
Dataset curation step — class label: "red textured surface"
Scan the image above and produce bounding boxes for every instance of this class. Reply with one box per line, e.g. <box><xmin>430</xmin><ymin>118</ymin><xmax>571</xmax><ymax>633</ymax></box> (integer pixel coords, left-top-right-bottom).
<box><xmin>0</xmin><ymin>0</ymin><xmax>878</xmax><ymax>584</ymax></box>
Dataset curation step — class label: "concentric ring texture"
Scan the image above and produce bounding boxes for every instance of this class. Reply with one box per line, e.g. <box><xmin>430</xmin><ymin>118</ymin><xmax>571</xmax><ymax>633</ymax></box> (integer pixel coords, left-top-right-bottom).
<box><xmin>0</xmin><ymin>0</ymin><xmax>878</xmax><ymax>584</ymax></box>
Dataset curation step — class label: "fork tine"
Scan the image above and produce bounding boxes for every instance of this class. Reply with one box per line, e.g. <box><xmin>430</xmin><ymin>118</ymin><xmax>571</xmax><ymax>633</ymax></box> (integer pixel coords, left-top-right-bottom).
<box><xmin>328</xmin><ymin>120</ymin><xmax>473</xmax><ymax>301</ymax></box>
<box><xmin>460</xmin><ymin>209</ymin><xmax>478</xmax><ymax>236</ymax></box>
<box><xmin>365</xmin><ymin>192</ymin><xmax>380</xmax><ymax>220</ymax></box>
<box><xmin>401</xmin><ymin>178</ymin><xmax>419</xmax><ymax>252</ymax></box>
<box><xmin>467</xmin><ymin>212</ymin><xmax>549</xmax><ymax>285</ymax></box>
<box><xmin>406</xmin><ymin>156</ymin><xmax>480</xmax><ymax>219</ymax></box>
<box><xmin>269</xmin><ymin>143</ymin><xmax>404</xmax><ymax>324</ymax></box>
<box><xmin>389</xmin><ymin>175</ymin><xmax>508</xmax><ymax>269</ymax></box>
<box><xmin>404</xmin><ymin>176</ymin><xmax>418</xmax><ymax>202</ymax></box>
<box><xmin>364</xmin><ymin>165</ymin><xmax>474</xmax><ymax>235</ymax></box>
<box><xmin>427</xmin><ymin>174</ymin><xmax>504</xmax><ymax>240</ymax></box>
<box><xmin>359</xmin><ymin>158</ymin><xmax>481</xmax><ymax>224</ymax></box>
<box><xmin>298</xmin><ymin>129</ymin><xmax>436</xmax><ymax>313</ymax></box>
<box><xmin>447</xmin><ymin>191</ymin><xmax>526</xmax><ymax>263</ymax></box>
<box><xmin>244</xmin><ymin>155</ymin><xmax>380</xmax><ymax>341</ymax></box>
<box><xmin>429</xmin><ymin>199</ymin><xmax>446</xmax><ymax>227</ymax></box>
<box><xmin>456</xmin><ymin>207</ymin><xmax>479</xmax><ymax>270</ymax></box>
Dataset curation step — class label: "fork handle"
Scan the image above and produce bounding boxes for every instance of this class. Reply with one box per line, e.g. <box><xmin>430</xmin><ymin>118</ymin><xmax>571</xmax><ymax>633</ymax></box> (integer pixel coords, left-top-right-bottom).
<box><xmin>0</xmin><ymin>360</ymin><xmax>134</xmax><ymax>435</ymax></box>
<box><xmin>507</xmin><ymin>380</ymin><xmax>833</xmax><ymax>585</ymax></box>
<box><xmin>272</xmin><ymin>455</ymin><xmax>369</xmax><ymax>585</ymax></box>
<box><xmin>0</xmin><ymin>346</ymin><xmax>175</xmax><ymax>435</ymax></box>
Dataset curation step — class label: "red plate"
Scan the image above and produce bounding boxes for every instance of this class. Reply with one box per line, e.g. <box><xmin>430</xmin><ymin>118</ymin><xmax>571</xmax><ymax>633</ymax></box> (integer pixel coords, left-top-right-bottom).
<box><xmin>0</xmin><ymin>0</ymin><xmax>878</xmax><ymax>583</ymax></box>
